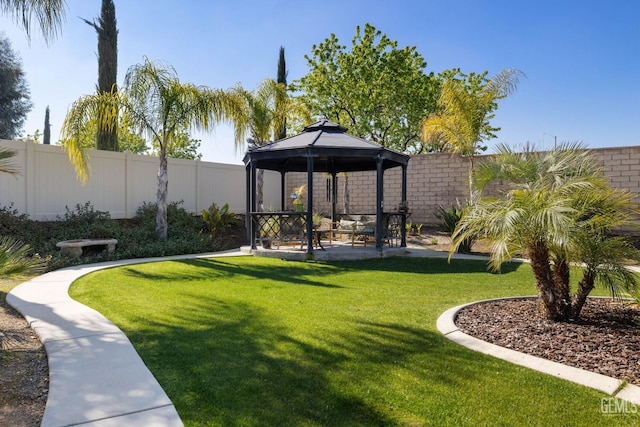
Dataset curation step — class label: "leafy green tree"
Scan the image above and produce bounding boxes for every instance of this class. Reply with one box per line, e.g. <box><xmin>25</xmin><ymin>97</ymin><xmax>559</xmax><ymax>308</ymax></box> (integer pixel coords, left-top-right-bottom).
<box><xmin>149</xmin><ymin>126</ymin><xmax>202</xmax><ymax>160</ymax></box>
<box><xmin>292</xmin><ymin>23</ymin><xmax>439</xmax><ymax>153</ymax></box>
<box><xmin>232</xmin><ymin>78</ymin><xmax>309</xmax><ymax>209</ymax></box>
<box><xmin>0</xmin><ymin>0</ymin><xmax>66</xmax><ymax>43</ymax></box>
<box><xmin>62</xmin><ymin>57</ymin><xmax>247</xmax><ymax>240</ymax></box>
<box><xmin>422</xmin><ymin>69</ymin><xmax>522</xmax><ymax>199</ymax></box>
<box><xmin>0</xmin><ymin>32</ymin><xmax>33</xmax><ymax>139</ymax></box>
<box><xmin>452</xmin><ymin>142</ymin><xmax>640</xmax><ymax>321</ymax></box>
<box><xmin>81</xmin><ymin>0</ymin><xmax>118</xmax><ymax>151</ymax></box>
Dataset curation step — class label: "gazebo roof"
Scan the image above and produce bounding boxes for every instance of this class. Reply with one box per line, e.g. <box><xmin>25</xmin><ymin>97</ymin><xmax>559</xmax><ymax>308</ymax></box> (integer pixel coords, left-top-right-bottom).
<box><xmin>242</xmin><ymin>120</ymin><xmax>409</xmax><ymax>173</ymax></box>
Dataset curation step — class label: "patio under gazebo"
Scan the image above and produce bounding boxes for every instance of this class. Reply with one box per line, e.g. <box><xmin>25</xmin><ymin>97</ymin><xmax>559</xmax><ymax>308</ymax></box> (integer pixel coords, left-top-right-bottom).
<box><xmin>243</xmin><ymin>120</ymin><xmax>410</xmax><ymax>257</ymax></box>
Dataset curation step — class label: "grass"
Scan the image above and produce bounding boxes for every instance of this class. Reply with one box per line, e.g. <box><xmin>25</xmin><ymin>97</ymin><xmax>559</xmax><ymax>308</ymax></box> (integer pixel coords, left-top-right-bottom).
<box><xmin>69</xmin><ymin>256</ymin><xmax>638</xmax><ymax>426</ymax></box>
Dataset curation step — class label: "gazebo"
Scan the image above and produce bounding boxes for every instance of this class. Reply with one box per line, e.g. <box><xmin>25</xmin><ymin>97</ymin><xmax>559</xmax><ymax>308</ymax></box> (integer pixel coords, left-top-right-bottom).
<box><xmin>243</xmin><ymin>120</ymin><xmax>410</xmax><ymax>254</ymax></box>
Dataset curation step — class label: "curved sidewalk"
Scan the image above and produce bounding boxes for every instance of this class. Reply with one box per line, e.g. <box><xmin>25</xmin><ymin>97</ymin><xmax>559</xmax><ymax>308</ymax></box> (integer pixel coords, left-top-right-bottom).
<box><xmin>7</xmin><ymin>250</ymin><xmax>244</xmax><ymax>427</ymax></box>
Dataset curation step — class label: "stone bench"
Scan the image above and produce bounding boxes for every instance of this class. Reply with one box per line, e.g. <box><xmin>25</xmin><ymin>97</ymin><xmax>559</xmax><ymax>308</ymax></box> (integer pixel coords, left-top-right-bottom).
<box><xmin>56</xmin><ymin>238</ymin><xmax>118</xmax><ymax>258</ymax></box>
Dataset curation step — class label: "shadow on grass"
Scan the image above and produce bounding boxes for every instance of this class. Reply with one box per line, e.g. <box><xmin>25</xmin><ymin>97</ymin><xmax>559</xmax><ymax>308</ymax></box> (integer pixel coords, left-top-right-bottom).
<box><xmin>117</xmin><ymin>257</ymin><xmax>345</xmax><ymax>288</ymax></box>
<box><xmin>322</xmin><ymin>256</ymin><xmax>524</xmax><ymax>275</ymax></box>
<box><xmin>127</xmin><ymin>292</ymin><xmax>486</xmax><ymax>426</ymax></box>
<box><xmin>113</xmin><ymin>257</ymin><xmax>524</xmax><ymax>294</ymax></box>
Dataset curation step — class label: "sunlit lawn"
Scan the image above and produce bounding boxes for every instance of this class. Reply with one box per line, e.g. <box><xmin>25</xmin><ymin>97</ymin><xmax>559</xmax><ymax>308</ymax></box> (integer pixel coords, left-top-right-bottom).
<box><xmin>69</xmin><ymin>256</ymin><xmax>636</xmax><ymax>426</ymax></box>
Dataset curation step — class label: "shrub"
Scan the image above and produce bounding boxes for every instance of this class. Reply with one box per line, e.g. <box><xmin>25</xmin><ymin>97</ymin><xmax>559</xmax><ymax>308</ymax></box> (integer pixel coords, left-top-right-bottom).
<box><xmin>0</xmin><ymin>201</ymin><xmax>244</xmax><ymax>272</ymax></box>
<box><xmin>202</xmin><ymin>203</ymin><xmax>241</xmax><ymax>236</ymax></box>
<box><xmin>435</xmin><ymin>204</ymin><xmax>476</xmax><ymax>253</ymax></box>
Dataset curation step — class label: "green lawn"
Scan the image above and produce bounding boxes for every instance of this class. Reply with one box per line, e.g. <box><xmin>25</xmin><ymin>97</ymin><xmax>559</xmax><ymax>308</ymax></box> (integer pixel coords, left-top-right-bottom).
<box><xmin>70</xmin><ymin>256</ymin><xmax>637</xmax><ymax>426</ymax></box>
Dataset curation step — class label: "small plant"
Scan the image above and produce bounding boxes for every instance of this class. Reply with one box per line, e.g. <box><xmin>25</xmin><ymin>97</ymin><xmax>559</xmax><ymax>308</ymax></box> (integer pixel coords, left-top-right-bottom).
<box><xmin>202</xmin><ymin>203</ymin><xmax>241</xmax><ymax>236</ymax></box>
<box><xmin>292</xmin><ymin>184</ymin><xmax>306</xmax><ymax>211</ymax></box>
<box><xmin>415</xmin><ymin>223</ymin><xmax>423</xmax><ymax>235</ymax></box>
<box><xmin>405</xmin><ymin>221</ymin><xmax>413</xmax><ymax>233</ymax></box>
<box><xmin>434</xmin><ymin>205</ymin><xmax>462</xmax><ymax>234</ymax></box>
<box><xmin>435</xmin><ymin>204</ymin><xmax>476</xmax><ymax>253</ymax></box>
<box><xmin>312</xmin><ymin>212</ymin><xmax>324</xmax><ymax>227</ymax></box>
<box><xmin>63</xmin><ymin>202</ymin><xmax>111</xmax><ymax>223</ymax></box>
<box><xmin>0</xmin><ymin>236</ymin><xmax>47</xmax><ymax>276</ymax></box>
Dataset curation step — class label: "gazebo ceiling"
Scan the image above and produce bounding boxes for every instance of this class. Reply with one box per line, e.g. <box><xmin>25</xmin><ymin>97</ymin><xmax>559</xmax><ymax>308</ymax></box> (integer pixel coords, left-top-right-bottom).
<box><xmin>242</xmin><ymin>120</ymin><xmax>409</xmax><ymax>173</ymax></box>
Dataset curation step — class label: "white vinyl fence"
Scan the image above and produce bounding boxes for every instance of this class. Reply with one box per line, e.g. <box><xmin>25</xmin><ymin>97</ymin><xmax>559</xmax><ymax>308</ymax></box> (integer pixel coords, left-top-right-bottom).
<box><xmin>0</xmin><ymin>139</ymin><xmax>279</xmax><ymax>220</ymax></box>
<box><xmin>3</xmin><ymin>139</ymin><xmax>639</xmax><ymax>225</ymax></box>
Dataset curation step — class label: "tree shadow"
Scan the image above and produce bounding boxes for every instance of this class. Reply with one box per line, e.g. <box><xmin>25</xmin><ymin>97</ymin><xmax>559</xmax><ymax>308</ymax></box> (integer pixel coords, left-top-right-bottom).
<box><xmin>117</xmin><ymin>257</ymin><xmax>344</xmax><ymax>288</ymax></box>
<box><xmin>321</xmin><ymin>256</ymin><xmax>524</xmax><ymax>275</ymax></box>
<box><xmin>128</xmin><ymin>293</ymin><xmax>488</xmax><ymax>426</ymax></box>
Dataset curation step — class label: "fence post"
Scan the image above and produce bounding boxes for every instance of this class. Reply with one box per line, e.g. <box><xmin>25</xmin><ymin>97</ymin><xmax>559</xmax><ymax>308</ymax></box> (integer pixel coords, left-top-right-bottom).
<box><xmin>125</xmin><ymin>152</ymin><xmax>135</xmax><ymax>217</ymax></box>
<box><xmin>25</xmin><ymin>141</ymin><xmax>35</xmax><ymax>218</ymax></box>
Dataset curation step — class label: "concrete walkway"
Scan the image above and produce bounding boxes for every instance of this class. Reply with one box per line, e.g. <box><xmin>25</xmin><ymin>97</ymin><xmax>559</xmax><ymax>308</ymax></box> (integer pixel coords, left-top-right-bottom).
<box><xmin>7</xmin><ymin>250</ymin><xmax>244</xmax><ymax>427</ymax></box>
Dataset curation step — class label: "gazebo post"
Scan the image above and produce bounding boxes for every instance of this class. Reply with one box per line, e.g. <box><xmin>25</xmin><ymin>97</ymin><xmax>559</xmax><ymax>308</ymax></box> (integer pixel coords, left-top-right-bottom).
<box><xmin>245</xmin><ymin>163</ymin><xmax>252</xmax><ymax>246</ymax></box>
<box><xmin>306</xmin><ymin>155</ymin><xmax>314</xmax><ymax>254</ymax></box>
<box><xmin>401</xmin><ymin>164</ymin><xmax>408</xmax><ymax>247</ymax></box>
<box><xmin>250</xmin><ymin>161</ymin><xmax>257</xmax><ymax>249</ymax></box>
<box><xmin>376</xmin><ymin>155</ymin><xmax>383</xmax><ymax>251</ymax></box>
<box><xmin>280</xmin><ymin>171</ymin><xmax>286</xmax><ymax>211</ymax></box>
<box><xmin>331</xmin><ymin>172</ymin><xmax>338</xmax><ymax>224</ymax></box>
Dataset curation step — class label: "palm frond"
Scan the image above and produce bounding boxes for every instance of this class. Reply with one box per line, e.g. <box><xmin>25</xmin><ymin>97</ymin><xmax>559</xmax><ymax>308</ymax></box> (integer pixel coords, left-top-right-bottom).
<box><xmin>0</xmin><ymin>236</ymin><xmax>46</xmax><ymax>276</ymax></box>
<box><xmin>1</xmin><ymin>0</ymin><xmax>66</xmax><ymax>43</ymax></box>
<box><xmin>0</xmin><ymin>148</ymin><xmax>20</xmax><ymax>175</ymax></box>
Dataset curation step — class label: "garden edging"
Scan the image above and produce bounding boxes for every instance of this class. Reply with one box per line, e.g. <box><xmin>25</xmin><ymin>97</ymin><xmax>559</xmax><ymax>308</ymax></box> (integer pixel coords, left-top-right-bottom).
<box><xmin>437</xmin><ymin>298</ymin><xmax>640</xmax><ymax>405</ymax></box>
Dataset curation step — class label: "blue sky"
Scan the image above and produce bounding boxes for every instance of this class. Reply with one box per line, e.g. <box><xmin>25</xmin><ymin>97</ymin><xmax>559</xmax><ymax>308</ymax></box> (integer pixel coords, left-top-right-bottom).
<box><xmin>2</xmin><ymin>0</ymin><xmax>639</xmax><ymax>164</ymax></box>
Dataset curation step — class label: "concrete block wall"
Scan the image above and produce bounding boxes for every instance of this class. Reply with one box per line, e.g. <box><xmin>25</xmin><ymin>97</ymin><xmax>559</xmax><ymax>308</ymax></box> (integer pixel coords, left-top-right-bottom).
<box><xmin>286</xmin><ymin>145</ymin><xmax>640</xmax><ymax>226</ymax></box>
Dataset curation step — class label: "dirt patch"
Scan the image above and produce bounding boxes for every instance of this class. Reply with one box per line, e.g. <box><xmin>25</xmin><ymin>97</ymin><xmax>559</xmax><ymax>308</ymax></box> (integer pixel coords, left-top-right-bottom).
<box><xmin>0</xmin><ymin>297</ymin><xmax>48</xmax><ymax>427</ymax></box>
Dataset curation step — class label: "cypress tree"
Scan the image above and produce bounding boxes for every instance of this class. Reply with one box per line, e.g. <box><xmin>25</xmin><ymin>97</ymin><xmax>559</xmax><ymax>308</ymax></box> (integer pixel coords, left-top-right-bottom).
<box><xmin>82</xmin><ymin>0</ymin><xmax>118</xmax><ymax>151</ymax></box>
<box><xmin>276</xmin><ymin>46</ymin><xmax>287</xmax><ymax>140</ymax></box>
<box><xmin>43</xmin><ymin>106</ymin><xmax>50</xmax><ymax>144</ymax></box>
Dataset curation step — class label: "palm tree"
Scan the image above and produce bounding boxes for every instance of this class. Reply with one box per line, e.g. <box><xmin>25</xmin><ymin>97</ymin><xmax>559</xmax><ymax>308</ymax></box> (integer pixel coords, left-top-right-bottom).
<box><xmin>422</xmin><ymin>69</ymin><xmax>522</xmax><ymax>200</ymax></box>
<box><xmin>452</xmin><ymin>142</ymin><xmax>639</xmax><ymax>321</ymax></box>
<box><xmin>232</xmin><ymin>78</ymin><xmax>309</xmax><ymax>209</ymax></box>
<box><xmin>0</xmin><ymin>151</ymin><xmax>45</xmax><ymax>276</ymax></box>
<box><xmin>0</xmin><ymin>147</ymin><xmax>19</xmax><ymax>175</ymax></box>
<box><xmin>81</xmin><ymin>0</ymin><xmax>118</xmax><ymax>151</ymax></box>
<box><xmin>0</xmin><ymin>236</ymin><xmax>45</xmax><ymax>276</ymax></box>
<box><xmin>0</xmin><ymin>0</ymin><xmax>66</xmax><ymax>43</ymax></box>
<box><xmin>60</xmin><ymin>88</ymin><xmax>119</xmax><ymax>182</ymax></box>
<box><xmin>62</xmin><ymin>57</ymin><xmax>247</xmax><ymax>240</ymax></box>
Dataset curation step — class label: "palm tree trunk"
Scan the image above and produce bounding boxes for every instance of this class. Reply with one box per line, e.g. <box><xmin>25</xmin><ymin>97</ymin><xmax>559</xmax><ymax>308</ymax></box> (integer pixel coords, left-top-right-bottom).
<box><xmin>570</xmin><ymin>272</ymin><xmax>595</xmax><ymax>321</ymax></box>
<box><xmin>156</xmin><ymin>150</ymin><xmax>169</xmax><ymax>240</ymax></box>
<box><xmin>528</xmin><ymin>242</ymin><xmax>561</xmax><ymax>320</ymax></box>
<box><xmin>552</xmin><ymin>257</ymin><xmax>571</xmax><ymax>320</ymax></box>
<box><xmin>468</xmin><ymin>155</ymin><xmax>475</xmax><ymax>202</ymax></box>
<box><xmin>257</xmin><ymin>169</ymin><xmax>264</xmax><ymax>210</ymax></box>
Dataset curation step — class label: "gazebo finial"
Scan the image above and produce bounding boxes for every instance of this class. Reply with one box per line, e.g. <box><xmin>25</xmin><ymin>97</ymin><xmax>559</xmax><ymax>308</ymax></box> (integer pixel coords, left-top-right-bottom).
<box><xmin>302</xmin><ymin>120</ymin><xmax>348</xmax><ymax>133</ymax></box>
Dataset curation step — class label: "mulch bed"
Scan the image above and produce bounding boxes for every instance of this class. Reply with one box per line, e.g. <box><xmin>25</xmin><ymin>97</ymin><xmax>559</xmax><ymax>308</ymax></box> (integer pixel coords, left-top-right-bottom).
<box><xmin>0</xmin><ymin>299</ymin><xmax>48</xmax><ymax>427</ymax></box>
<box><xmin>455</xmin><ymin>297</ymin><xmax>640</xmax><ymax>385</ymax></box>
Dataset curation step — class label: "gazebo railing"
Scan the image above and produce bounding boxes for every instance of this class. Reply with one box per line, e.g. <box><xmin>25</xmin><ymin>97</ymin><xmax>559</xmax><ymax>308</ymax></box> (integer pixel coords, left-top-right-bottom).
<box><xmin>334</xmin><ymin>212</ymin><xmax>408</xmax><ymax>247</ymax></box>
<box><xmin>251</xmin><ymin>212</ymin><xmax>307</xmax><ymax>248</ymax></box>
<box><xmin>250</xmin><ymin>211</ymin><xmax>409</xmax><ymax>249</ymax></box>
